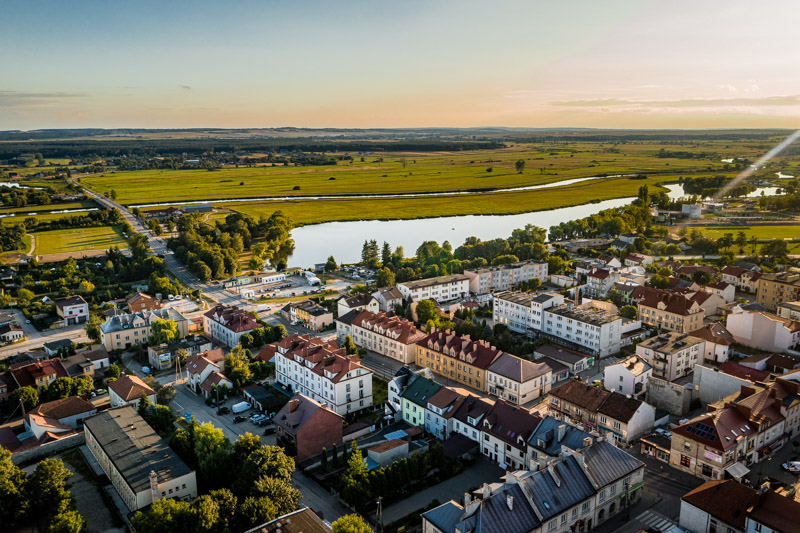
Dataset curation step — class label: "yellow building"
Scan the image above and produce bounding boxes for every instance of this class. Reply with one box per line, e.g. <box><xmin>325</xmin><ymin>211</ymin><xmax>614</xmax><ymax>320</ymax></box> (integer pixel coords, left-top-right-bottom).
<box><xmin>415</xmin><ymin>331</ymin><xmax>501</xmax><ymax>391</ymax></box>
<box><xmin>757</xmin><ymin>272</ymin><xmax>800</xmax><ymax>311</ymax></box>
<box><xmin>636</xmin><ymin>289</ymin><xmax>704</xmax><ymax>333</ymax></box>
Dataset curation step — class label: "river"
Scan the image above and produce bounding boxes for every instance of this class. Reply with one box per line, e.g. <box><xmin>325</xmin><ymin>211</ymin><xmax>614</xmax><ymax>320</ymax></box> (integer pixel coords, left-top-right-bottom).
<box><xmin>664</xmin><ymin>183</ymin><xmax>785</xmax><ymax>201</ymax></box>
<box><xmin>286</xmin><ymin>197</ymin><xmax>634</xmax><ymax>267</ymax></box>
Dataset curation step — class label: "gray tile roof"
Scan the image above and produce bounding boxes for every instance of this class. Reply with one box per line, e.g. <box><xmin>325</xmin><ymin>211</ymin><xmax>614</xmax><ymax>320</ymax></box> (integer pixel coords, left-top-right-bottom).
<box><xmin>488</xmin><ymin>352</ymin><xmax>550</xmax><ymax>383</ymax></box>
<box><xmin>581</xmin><ymin>440</ymin><xmax>643</xmax><ymax>488</ymax></box>
<box><xmin>99</xmin><ymin>308</ymin><xmax>186</xmax><ymax>334</ymax></box>
<box><xmin>400</xmin><ymin>375</ymin><xmax>441</xmax><ymax>407</ymax></box>
<box><xmin>519</xmin><ymin>456</ymin><xmax>596</xmax><ymax>519</ymax></box>
<box><xmin>527</xmin><ymin>416</ymin><xmax>595</xmax><ymax>456</ymax></box>
<box><xmin>421</xmin><ymin>501</ymin><xmax>464</xmax><ymax>532</ymax></box>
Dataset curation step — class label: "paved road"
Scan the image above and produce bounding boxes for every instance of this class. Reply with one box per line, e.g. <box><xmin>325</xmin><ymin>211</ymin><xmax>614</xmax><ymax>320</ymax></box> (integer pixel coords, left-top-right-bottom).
<box><xmin>0</xmin><ymin>309</ymin><xmax>89</xmax><ymax>359</ymax></box>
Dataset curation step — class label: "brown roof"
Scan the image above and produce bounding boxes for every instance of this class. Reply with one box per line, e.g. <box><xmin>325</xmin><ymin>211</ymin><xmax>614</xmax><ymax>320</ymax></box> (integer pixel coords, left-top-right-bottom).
<box><xmin>339</xmin><ymin>309</ymin><xmax>425</xmax><ymax>345</ymax></box>
<box><xmin>55</xmin><ymin>296</ymin><xmax>87</xmax><ymax>309</ymax></box>
<box><xmin>369</xmin><ymin>439</ymin><xmax>408</xmax><ymax>454</ymax></box>
<box><xmin>690</xmin><ymin>323</ymin><xmax>734</xmax><ymax>346</ymax></box>
<box><xmin>427</xmin><ymin>388</ymin><xmax>466</xmax><ymax>417</ymax></box>
<box><xmin>267</xmin><ymin>335</ymin><xmax>368</xmax><ymax>384</ymax></box>
<box><xmin>638</xmin><ymin>288</ymin><xmax>702</xmax><ymax>316</ymax></box>
<box><xmin>200</xmin><ymin>371</ymin><xmax>232</xmax><ymax>393</ymax></box>
<box><xmin>204</xmin><ymin>304</ymin><xmax>259</xmax><ymax>333</ymax></box>
<box><xmin>28</xmin><ymin>396</ymin><xmax>95</xmax><ymax>421</ymax></box>
<box><xmin>109</xmin><ymin>374</ymin><xmax>155</xmax><ymax>401</ymax></box>
<box><xmin>721</xmin><ymin>265</ymin><xmax>747</xmax><ymax>277</ymax></box>
<box><xmin>10</xmin><ymin>359</ymin><xmax>68</xmax><ymax>388</ymax></box>
<box><xmin>273</xmin><ymin>393</ymin><xmax>342</xmax><ymax>434</ymax></box>
<box><xmin>681</xmin><ymin>480</ymin><xmax>757</xmax><ymax>529</ymax></box>
<box><xmin>597</xmin><ymin>391</ymin><xmax>645</xmax><ymax>423</ymax></box>
<box><xmin>673</xmin><ymin>409</ymin><xmax>757</xmax><ymax>452</ymax></box>
<box><xmin>748</xmin><ymin>489</ymin><xmax>800</xmax><ymax>532</ymax></box>
<box><xmin>418</xmin><ymin>331</ymin><xmax>502</xmax><ymax>370</ymax></box>
<box><xmin>80</xmin><ymin>346</ymin><xmax>110</xmax><ymax>362</ymax></box>
<box><xmin>127</xmin><ymin>291</ymin><xmax>162</xmax><ymax>309</ymax></box>
<box><xmin>186</xmin><ymin>354</ymin><xmax>218</xmax><ymax>376</ymax></box>
<box><xmin>198</xmin><ymin>347</ymin><xmax>225</xmax><ymax>365</ymax></box>
<box><xmin>549</xmin><ymin>380</ymin><xmax>610</xmax><ymax>411</ymax></box>
<box><xmin>719</xmin><ymin>361</ymin><xmax>772</xmax><ymax>382</ymax></box>
<box><xmin>482</xmin><ymin>400</ymin><xmax>540</xmax><ymax>450</ymax></box>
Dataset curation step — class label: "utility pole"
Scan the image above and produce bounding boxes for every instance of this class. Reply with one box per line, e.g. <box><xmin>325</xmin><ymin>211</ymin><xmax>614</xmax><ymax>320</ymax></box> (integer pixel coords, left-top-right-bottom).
<box><xmin>376</xmin><ymin>496</ymin><xmax>384</xmax><ymax>533</ymax></box>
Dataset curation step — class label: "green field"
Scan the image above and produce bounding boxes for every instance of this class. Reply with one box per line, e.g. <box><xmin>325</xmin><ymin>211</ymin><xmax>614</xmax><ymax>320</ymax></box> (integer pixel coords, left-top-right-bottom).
<box><xmin>34</xmin><ymin>226</ymin><xmax>128</xmax><ymax>255</ymax></box>
<box><xmin>699</xmin><ymin>225</ymin><xmax>800</xmax><ymax>241</ymax></box>
<box><xmin>0</xmin><ymin>201</ymin><xmax>99</xmax><ymax>224</ymax></box>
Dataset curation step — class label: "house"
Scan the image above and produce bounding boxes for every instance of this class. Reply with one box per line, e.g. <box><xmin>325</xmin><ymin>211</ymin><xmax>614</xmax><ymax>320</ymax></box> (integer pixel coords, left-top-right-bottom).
<box><xmin>756</xmin><ymin>272</ymin><xmax>800</xmax><ymax>311</ymax></box>
<box><xmin>400</xmin><ymin>374</ymin><xmax>442</xmax><ymax>427</ymax></box>
<box><xmin>424</xmin><ymin>387</ymin><xmax>466</xmax><ymax>440</ymax></box>
<box><xmin>280</xmin><ymin>300</ymin><xmax>333</xmax><ymax>332</ymax></box>
<box><xmin>43</xmin><ymin>338</ymin><xmax>73</xmax><ymax>357</ymax></box>
<box><xmin>704</xmin><ymin>281</ymin><xmax>736</xmax><ymax>303</ymax></box>
<box><xmin>415</xmin><ymin>330</ymin><xmax>502</xmax><ymax>391</ymax></box>
<box><xmin>739</xmin><ymin>353</ymin><xmax>800</xmax><ymax>375</ymax></box>
<box><xmin>203</xmin><ymin>304</ymin><xmax>259</xmax><ymax>347</ymax></box>
<box><xmin>244</xmin><ymin>508</ymin><xmax>332</xmax><ymax>533</ymax></box>
<box><xmin>636</xmin><ymin>331</ymin><xmax>705</xmax><ymax>381</ymax></box>
<box><xmin>526</xmin><ymin>416</ymin><xmax>596</xmax><ymax>469</ymax></box>
<box><xmin>336</xmin><ymin>309</ymin><xmax>425</xmax><ymax>365</ymax></box>
<box><xmin>273</xmin><ymin>394</ymin><xmax>343</xmax><ymax>461</ymax></box>
<box><xmin>624</xmin><ymin>253</ymin><xmax>653</xmax><ymax>267</ymax></box>
<box><xmin>584</xmin><ymin>268</ymin><xmax>620</xmax><ymax>298</ymax></box>
<box><xmin>0</xmin><ymin>373</ymin><xmax>16</xmax><ymax>403</ymax></box>
<box><xmin>480</xmin><ymin>399</ymin><xmax>541</xmax><ymax>470</ymax></box>
<box><xmin>451</xmin><ymin>393</ymin><xmax>494</xmax><ymax>444</ymax></box>
<box><xmin>0</xmin><ymin>324</ymin><xmax>24</xmax><ymax>343</ymax></box>
<box><xmin>542</xmin><ymin>303</ymin><xmax>629</xmax><ymax>357</ymax></box>
<box><xmin>186</xmin><ymin>348</ymin><xmax>227</xmax><ymax>396</ymax></box>
<box><xmin>603</xmin><ymin>355</ymin><xmax>652</xmax><ymax>397</ymax></box>
<box><xmin>60</xmin><ymin>353</ymin><xmax>95</xmax><ymax>379</ymax></box>
<box><xmin>690</xmin><ymin>323</ymin><xmax>734</xmax><ymax>364</ymax></box>
<box><xmin>336</xmin><ymin>293</ymin><xmax>379</xmax><ymax>318</ymax></box>
<box><xmin>463</xmin><ymin>260</ymin><xmax>548</xmax><ymax>295</ymax></box>
<box><xmin>636</xmin><ymin>288</ymin><xmax>704</xmax><ymax>333</ymax></box>
<box><xmin>147</xmin><ymin>334</ymin><xmax>213</xmax><ymax>371</ymax></box>
<box><xmin>548</xmin><ymin>380</ymin><xmax>655</xmax><ymax>444</ymax></box>
<box><xmin>84</xmin><ymin>406</ymin><xmax>197</xmax><ymax>511</ymax></box>
<box><xmin>493</xmin><ymin>291</ymin><xmax>565</xmax><ymax>335</ymax></box>
<box><xmin>397</xmin><ymin>274</ymin><xmax>469</xmax><ymax>302</ymax></box>
<box><xmin>372</xmin><ymin>286</ymin><xmax>404</xmax><ymax>312</ymax></box>
<box><xmin>271</xmin><ymin>335</ymin><xmax>373</xmax><ymax>415</ymax></box>
<box><xmin>100</xmin><ymin>308</ymin><xmax>190</xmax><ymax>351</ymax></box>
<box><xmin>486</xmin><ymin>352</ymin><xmax>552</xmax><ymax>405</ymax></box>
<box><xmin>55</xmin><ymin>296</ymin><xmax>89</xmax><ymax>325</ymax></box>
<box><xmin>680</xmin><ymin>480</ymin><xmax>800</xmax><ymax>533</ymax></box>
<box><xmin>9</xmin><ymin>359</ymin><xmax>68</xmax><ymax>393</ymax></box>
<box><xmin>199</xmin><ymin>372</ymin><xmax>233</xmax><ymax>399</ymax></box>
<box><xmin>727</xmin><ymin>306</ymin><xmax>800</xmax><ymax>353</ymax></box>
<box><xmin>534</xmin><ymin>344</ymin><xmax>595</xmax><ymax>374</ymax></box>
<box><xmin>24</xmin><ymin>396</ymin><xmax>96</xmax><ymax>440</ymax></box>
<box><xmin>109</xmin><ymin>374</ymin><xmax>156</xmax><ymax>408</ymax></box>
<box><xmin>721</xmin><ymin>265</ymin><xmax>762</xmax><ymax>294</ymax></box>
<box><xmin>127</xmin><ymin>292</ymin><xmax>162</xmax><ymax>312</ymax></box>
<box><xmin>540</xmin><ymin>357</ymin><xmax>571</xmax><ymax>384</ymax></box>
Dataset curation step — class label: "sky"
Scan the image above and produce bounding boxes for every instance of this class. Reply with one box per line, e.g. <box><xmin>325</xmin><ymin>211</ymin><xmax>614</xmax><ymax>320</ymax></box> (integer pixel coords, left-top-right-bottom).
<box><xmin>2</xmin><ymin>0</ymin><xmax>800</xmax><ymax>130</ymax></box>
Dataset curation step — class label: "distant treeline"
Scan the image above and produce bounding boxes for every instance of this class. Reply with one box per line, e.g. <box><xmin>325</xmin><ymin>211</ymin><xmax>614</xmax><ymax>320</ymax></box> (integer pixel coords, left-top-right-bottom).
<box><xmin>0</xmin><ymin>139</ymin><xmax>505</xmax><ymax>159</ymax></box>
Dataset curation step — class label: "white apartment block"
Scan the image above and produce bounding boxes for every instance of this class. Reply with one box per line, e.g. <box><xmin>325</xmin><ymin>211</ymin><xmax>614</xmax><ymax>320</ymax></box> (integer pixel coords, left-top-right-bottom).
<box><xmin>543</xmin><ymin>303</ymin><xmax>627</xmax><ymax>357</ymax></box>
<box><xmin>636</xmin><ymin>332</ymin><xmax>704</xmax><ymax>382</ymax></box>
<box><xmin>397</xmin><ymin>274</ymin><xmax>469</xmax><ymax>303</ymax></box>
<box><xmin>464</xmin><ymin>260</ymin><xmax>548</xmax><ymax>295</ymax></box>
<box><xmin>726</xmin><ymin>306</ymin><xmax>800</xmax><ymax>354</ymax></box>
<box><xmin>493</xmin><ymin>291</ymin><xmax>565</xmax><ymax>335</ymax></box>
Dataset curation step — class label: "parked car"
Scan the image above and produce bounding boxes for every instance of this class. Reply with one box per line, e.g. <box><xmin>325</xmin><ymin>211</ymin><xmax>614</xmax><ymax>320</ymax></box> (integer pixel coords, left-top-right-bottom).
<box><xmin>233</xmin><ymin>415</ymin><xmax>246</xmax><ymax>423</ymax></box>
<box><xmin>781</xmin><ymin>461</ymin><xmax>800</xmax><ymax>473</ymax></box>
<box><xmin>263</xmin><ymin>426</ymin><xmax>276</xmax><ymax>435</ymax></box>
<box><xmin>217</xmin><ymin>406</ymin><xmax>230</xmax><ymax>415</ymax></box>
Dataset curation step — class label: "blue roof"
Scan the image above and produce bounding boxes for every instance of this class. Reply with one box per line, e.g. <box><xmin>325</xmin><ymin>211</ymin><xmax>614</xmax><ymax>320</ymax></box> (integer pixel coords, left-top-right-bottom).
<box><xmin>527</xmin><ymin>416</ymin><xmax>595</xmax><ymax>456</ymax></box>
<box><xmin>471</xmin><ymin>484</ymin><xmax>541</xmax><ymax>533</ymax></box>
<box><xmin>383</xmin><ymin>430</ymin><xmax>408</xmax><ymax>441</ymax></box>
<box><xmin>364</xmin><ymin>457</ymin><xmax>380</xmax><ymax>471</ymax></box>
<box><xmin>422</xmin><ymin>501</ymin><xmax>464</xmax><ymax>532</ymax></box>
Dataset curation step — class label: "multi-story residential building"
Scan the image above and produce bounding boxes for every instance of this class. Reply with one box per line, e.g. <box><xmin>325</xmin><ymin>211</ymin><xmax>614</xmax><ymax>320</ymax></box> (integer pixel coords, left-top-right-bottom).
<box><xmin>100</xmin><ymin>308</ymin><xmax>190</xmax><ymax>351</ymax></box>
<box><xmin>451</xmin><ymin>394</ymin><xmax>494</xmax><ymax>444</ymax></box>
<box><xmin>624</xmin><ymin>253</ymin><xmax>653</xmax><ymax>267</ymax></box>
<box><xmin>336</xmin><ymin>293</ymin><xmax>379</xmax><ymax>318</ymax></box>
<box><xmin>203</xmin><ymin>304</ymin><xmax>259</xmax><ymax>347</ymax></box>
<box><xmin>690</xmin><ymin>323</ymin><xmax>734</xmax><ymax>364</ymax></box>
<box><xmin>726</xmin><ymin>306</ymin><xmax>800</xmax><ymax>353</ymax></box>
<box><xmin>280</xmin><ymin>300</ymin><xmax>333</xmax><ymax>331</ymax></box>
<box><xmin>543</xmin><ymin>303</ymin><xmax>627</xmax><ymax>357</ymax></box>
<box><xmin>422</xmin><ymin>440</ymin><xmax>644</xmax><ymax>533</ymax></box>
<box><xmin>486</xmin><ymin>352</ymin><xmax>552</xmax><ymax>405</ymax></box>
<box><xmin>585</xmin><ymin>268</ymin><xmax>620</xmax><ymax>298</ymax></box>
<box><xmin>756</xmin><ymin>272</ymin><xmax>800</xmax><ymax>310</ymax></box>
<box><xmin>147</xmin><ymin>334</ymin><xmax>213</xmax><ymax>371</ymax></box>
<box><xmin>548</xmin><ymin>380</ymin><xmax>655</xmax><ymax>445</ymax></box>
<box><xmin>84</xmin><ymin>406</ymin><xmax>197</xmax><ymax>511</ymax></box>
<box><xmin>415</xmin><ymin>330</ymin><xmax>502</xmax><ymax>391</ymax></box>
<box><xmin>603</xmin><ymin>355</ymin><xmax>652</xmax><ymax>397</ymax></box>
<box><xmin>8</xmin><ymin>359</ymin><xmax>68</xmax><ymax>393</ymax></box>
<box><xmin>463</xmin><ymin>260</ymin><xmax>548</xmax><ymax>295</ymax></box>
<box><xmin>636</xmin><ymin>288</ymin><xmax>704</xmax><ymax>333</ymax></box>
<box><xmin>186</xmin><ymin>348</ymin><xmax>228</xmax><ymax>397</ymax></box>
<box><xmin>777</xmin><ymin>300</ymin><xmax>800</xmax><ymax>320</ymax></box>
<box><xmin>480</xmin><ymin>399</ymin><xmax>540</xmax><ymax>470</ymax></box>
<box><xmin>636</xmin><ymin>332</ymin><xmax>704</xmax><ymax>382</ymax></box>
<box><xmin>704</xmin><ymin>281</ymin><xmax>736</xmax><ymax>303</ymax></box>
<box><xmin>397</xmin><ymin>274</ymin><xmax>469</xmax><ymax>302</ymax></box>
<box><xmin>55</xmin><ymin>296</ymin><xmax>89</xmax><ymax>325</ymax></box>
<box><xmin>272</xmin><ymin>335</ymin><xmax>373</xmax><ymax>415</ymax></box>
<box><xmin>721</xmin><ymin>265</ymin><xmax>762</xmax><ymax>294</ymax></box>
<box><xmin>127</xmin><ymin>291</ymin><xmax>162</xmax><ymax>312</ymax></box>
<box><xmin>372</xmin><ymin>286</ymin><xmax>404</xmax><ymax>312</ymax></box>
<box><xmin>336</xmin><ymin>309</ymin><xmax>425</xmax><ymax>364</ymax></box>
<box><xmin>493</xmin><ymin>291</ymin><xmax>564</xmax><ymax>335</ymax></box>
<box><xmin>424</xmin><ymin>387</ymin><xmax>465</xmax><ymax>440</ymax></box>
<box><xmin>526</xmin><ymin>416</ymin><xmax>596</xmax><ymax>469</ymax></box>
<box><xmin>273</xmin><ymin>393</ymin><xmax>344</xmax><ymax>461</ymax></box>
<box><xmin>400</xmin><ymin>374</ymin><xmax>441</xmax><ymax>427</ymax></box>
<box><xmin>680</xmin><ymin>480</ymin><xmax>800</xmax><ymax>533</ymax></box>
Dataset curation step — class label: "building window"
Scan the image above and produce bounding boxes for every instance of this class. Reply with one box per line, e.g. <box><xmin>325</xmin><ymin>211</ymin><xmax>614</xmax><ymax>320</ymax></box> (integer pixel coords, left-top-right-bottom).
<box><xmin>680</xmin><ymin>454</ymin><xmax>691</xmax><ymax>467</ymax></box>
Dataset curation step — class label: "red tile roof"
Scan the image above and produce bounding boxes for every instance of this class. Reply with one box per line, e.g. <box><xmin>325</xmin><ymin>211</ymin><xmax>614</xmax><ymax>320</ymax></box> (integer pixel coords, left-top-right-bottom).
<box><xmin>204</xmin><ymin>304</ymin><xmax>259</xmax><ymax>333</ymax></box>
<box><xmin>719</xmin><ymin>361</ymin><xmax>772</xmax><ymax>382</ymax></box>
<box><xmin>690</xmin><ymin>323</ymin><xmax>734</xmax><ymax>346</ymax></box>
<box><xmin>418</xmin><ymin>330</ymin><xmax>502</xmax><ymax>370</ymax></box>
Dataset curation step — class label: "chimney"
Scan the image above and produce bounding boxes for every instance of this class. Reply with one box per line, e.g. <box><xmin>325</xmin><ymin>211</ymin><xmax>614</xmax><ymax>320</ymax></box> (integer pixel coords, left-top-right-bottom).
<box><xmin>557</xmin><ymin>424</ymin><xmax>566</xmax><ymax>442</ymax></box>
<box><xmin>288</xmin><ymin>399</ymin><xmax>299</xmax><ymax>413</ymax></box>
<box><xmin>583</xmin><ymin>436</ymin><xmax>593</xmax><ymax>448</ymax></box>
<box><xmin>758</xmin><ymin>481</ymin><xmax>770</xmax><ymax>495</ymax></box>
<box><xmin>506</xmin><ymin>494</ymin><xmax>514</xmax><ymax>511</ymax></box>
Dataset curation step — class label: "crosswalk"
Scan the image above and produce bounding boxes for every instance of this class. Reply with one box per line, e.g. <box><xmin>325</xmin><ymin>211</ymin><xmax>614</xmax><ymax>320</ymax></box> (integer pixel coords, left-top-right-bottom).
<box><xmin>635</xmin><ymin>510</ymin><xmax>679</xmax><ymax>532</ymax></box>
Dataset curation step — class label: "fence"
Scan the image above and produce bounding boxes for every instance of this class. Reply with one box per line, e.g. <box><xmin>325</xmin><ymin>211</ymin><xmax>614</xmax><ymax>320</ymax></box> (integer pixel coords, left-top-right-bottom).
<box><xmin>11</xmin><ymin>432</ymin><xmax>85</xmax><ymax>465</ymax></box>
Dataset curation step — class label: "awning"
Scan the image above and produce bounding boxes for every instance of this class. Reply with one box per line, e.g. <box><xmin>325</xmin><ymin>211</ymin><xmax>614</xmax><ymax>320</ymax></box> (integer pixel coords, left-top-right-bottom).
<box><xmin>725</xmin><ymin>462</ymin><xmax>750</xmax><ymax>480</ymax></box>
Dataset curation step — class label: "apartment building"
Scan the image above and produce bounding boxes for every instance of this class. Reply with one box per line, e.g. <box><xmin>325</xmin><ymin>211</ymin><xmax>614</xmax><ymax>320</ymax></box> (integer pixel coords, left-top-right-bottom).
<box><xmin>777</xmin><ymin>301</ymin><xmax>800</xmax><ymax>320</ymax></box>
<box><xmin>486</xmin><ymin>352</ymin><xmax>552</xmax><ymax>405</ymax></box>
<box><xmin>542</xmin><ymin>303</ymin><xmax>626</xmax><ymax>357</ymax></box>
<box><xmin>372</xmin><ymin>286</ymin><xmax>404</xmax><ymax>312</ymax></box>
<box><xmin>480</xmin><ymin>399</ymin><xmax>541</xmax><ymax>470</ymax></box>
<box><xmin>493</xmin><ymin>290</ymin><xmax>564</xmax><ymax>335</ymax></box>
<box><xmin>451</xmin><ymin>394</ymin><xmax>494</xmax><ymax>444</ymax></box>
<box><xmin>100</xmin><ymin>308</ymin><xmax>190</xmax><ymax>351</ymax></box>
<box><xmin>756</xmin><ymin>272</ymin><xmax>800</xmax><ymax>310</ymax></box>
<box><xmin>463</xmin><ymin>260</ymin><xmax>548</xmax><ymax>295</ymax></box>
<box><xmin>690</xmin><ymin>323</ymin><xmax>734</xmax><ymax>364</ymax></box>
<box><xmin>397</xmin><ymin>274</ymin><xmax>469</xmax><ymax>302</ymax></box>
<box><xmin>336</xmin><ymin>309</ymin><xmax>425</xmax><ymax>364</ymax></box>
<box><xmin>415</xmin><ymin>330</ymin><xmax>502</xmax><ymax>391</ymax></box>
<box><xmin>636</xmin><ymin>332</ymin><xmax>704</xmax><ymax>381</ymax></box>
<box><xmin>603</xmin><ymin>355</ymin><xmax>652</xmax><ymax>397</ymax></box>
<box><xmin>203</xmin><ymin>304</ymin><xmax>259</xmax><ymax>347</ymax></box>
<box><xmin>424</xmin><ymin>387</ymin><xmax>465</xmax><ymax>440</ymax></box>
<box><xmin>726</xmin><ymin>306</ymin><xmax>800</xmax><ymax>353</ymax></box>
<box><xmin>636</xmin><ymin>288</ymin><xmax>704</xmax><ymax>333</ymax></box>
<box><xmin>272</xmin><ymin>335</ymin><xmax>373</xmax><ymax>415</ymax></box>
<box><xmin>720</xmin><ymin>265</ymin><xmax>762</xmax><ymax>293</ymax></box>
<box><xmin>336</xmin><ymin>293</ymin><xmax>379</xmax><ymax>318</ymax></box>
<box><xmin>84</xmin><ymin>406</ymin><xmax>197</xmax><ymax>511</ymax></box>
<box><xmin>280</xmin><ymin>300</ymin><xmax>333</xmax><ymax>332</ymax></box>
<box><xmin>585</xmin><ymin>268</ymin><xmax>620</xmax><ymax>298</ymax></box>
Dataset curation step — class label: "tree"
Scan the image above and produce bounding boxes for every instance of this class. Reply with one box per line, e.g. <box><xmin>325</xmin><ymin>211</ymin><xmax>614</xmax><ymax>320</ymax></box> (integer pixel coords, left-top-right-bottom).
<box><xmin>132</xmin><ymin>498</ymin><xmax>195</xmax><ymax>533</ymax></box>
<box><xmin>77</xmin><ymin>280</ymin><xmax>95</xmax><ymax>294</ymax></box>
<box><xmin>70</xmin><ymin>374</ymin><xmax>93</xmax><ymax>396</ymax></box>
<box><xmin>619</xmin><ymin>305</ymin><xmax>638</xmax><ymax>319</ymax></box>
<box><xmin>250</xmin><ymin>476</ymin><xmax>301</xmax><ymax>515</ymax></box>
<box><xmin>515</xmin><ymin>159</ymin><xmax>525</xmax><ymax>173</ymax></box>
<box><xmin>47</xmin><ymin>499</ymin><xmax>85</xmax><ymax>533</ymax></box>
<box><xmin>233</xmin><ymin>445</ymin><xmax>295</xmax><ymax>496</ymax></box>
<box><xmin>375</xmin><ymin>267</ymin><xmax>395</xmax><ymax>288</ymax></box>
<box><xmin>325</xmin><ymin>255</ymin><xmax>338</xmax><ymax>272</ymax></box>
<box><xmin>43</xmin><ymin>378</ymin><xmax>73</xmax><ymax>403</ymax></box>
<box><xmin>104</xmin><ymin>363</ymin><xmax>121</xmax><ymax>380</ymax></box>
<box><xmin>157</xmin><ymin>385</ymin><xmax>176</xmax><ymax>405</ymax></box>
<box><xmin>415</xmin><ymin>299</ymin><xmax>438</xmax><ymax>324</ymax></box>
<box><xmin>26</xmin><ymin>458</ymin><xmax>73</xmax><ymax>518</ymax></box>
<box><xmin>138</xmin><ymin>391</ymin><xmax>152</xmax><ymax>418</ymax></box>
<box><xmin>333</xmin><ymin>514</ymin><xmax>372</xmax><ymax>533</ymax></box>
<box><xmin>381</xmin><ymin>242</ymin><xmax>392</xmax><ymax>265</ymax></box>
<box><xmin>0</xmin><ymin>449</ymin><xmax>28</xmax><ymax>526</ymax></box>
<box><xmin>343</xmin><ymin>335</ymin><xmax>357</xmax><ymax>355</ymax></box>
<box><xmin>239</xmin><ymin>333</ymin><xmax>254</xmax><ymax>349</ymax></box>
<box><xmin>762</xmin><ymin>240</ymin><xmax>789</xmax><ymax>262</ymax></box>
<box><xmin>16</xmin><ymin>288</ymin><xmax>34</xmax><ymax>306</ymax></box>
<box><xmin>149</xmin><ymin>318</ymin><xmax>178</xmax><ymax>345</ymax></box>
<box><xmin>110</xmin><ymin>189</ymin><xmax>117</xmax><ymax>200</ymax></box>
<box><xmin>224</xmin><ymin>346</ymin><xmax>253</xmax><ymax>388</ymax></box>
<box><xmin>85</xmin><ymin>315</ymin><xmax>102</xmax><ymax>343</ymax></box>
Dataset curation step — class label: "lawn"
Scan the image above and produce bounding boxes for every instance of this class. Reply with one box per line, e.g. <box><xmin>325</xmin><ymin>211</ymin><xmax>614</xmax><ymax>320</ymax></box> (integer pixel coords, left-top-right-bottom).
<box><xmin>34</xmin><ymin>226</ymin><xmax>128</xmax><ymax>255</ymax></box>
<box><xmin>0</xmin><ymin>234</ymin><xmax>31</xmax><ymax>258</ymax></box>
<box><xmin>699</xmin><ymin>225</ymin><xmax>800</xmax><ymax>241</ymax></box>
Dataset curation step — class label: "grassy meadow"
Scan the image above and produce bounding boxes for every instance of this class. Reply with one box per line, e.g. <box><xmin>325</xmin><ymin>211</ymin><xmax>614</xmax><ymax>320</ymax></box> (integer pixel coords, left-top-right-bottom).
<box><xmin>34</xmin><ymin>226</ymin><xmax>128</xmax><ymax>255</ymax></box>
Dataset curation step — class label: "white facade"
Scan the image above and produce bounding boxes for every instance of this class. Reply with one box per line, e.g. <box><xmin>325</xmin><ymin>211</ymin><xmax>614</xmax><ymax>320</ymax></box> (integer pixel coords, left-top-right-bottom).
<box><xmin>397</xmin><ymin>275</ymin><xmax>469</xmax><ymax>302</ymax></box>
<box><xmin>603</xmin><ymin>357</ymin><xmax>652</xmax><ymax>396</ymax></box>
<box><xmin>493</xmin><ymin>291</ymin><xmax>564</xmax><ymax>335</ymax></box>
<box><xmin>336</xmin><ymin>295</ymin><xmax>379</xmax><ymax>319</ymax></box>
<box><xmin>543</xmin><ymin>304</ymin><xmax>626</xmax><ymax>357</ymax></box>
<box><xmin>636</xmin><ymin>333</ymin><xmax>704</xmax><ymax>382</ymax></box>
<box><xmin>463</xmin><ymin>260</ymin><xmax>548</xmax><ymax>295</ymax></box>
<box><xmin>56</xmin><ymin>297</ymin><xmax>90</xmax><ymax>324</ymax></box>
<box><xmin>726</xmin><ymin>307</ymin><xmax>800</xmax><ymax>353</ymax></box>
<box><xmin>336</xmin><ymin>311</ymin><xmax>424</xmax><ymax>365</ymax></box>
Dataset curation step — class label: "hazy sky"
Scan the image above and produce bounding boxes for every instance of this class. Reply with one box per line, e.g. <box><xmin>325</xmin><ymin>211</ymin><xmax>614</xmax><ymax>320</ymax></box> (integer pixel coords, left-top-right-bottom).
<box><xmin>3</xmin><ymin>0</ymin><xmax>800</xmax><ymax>130</ymax></box>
